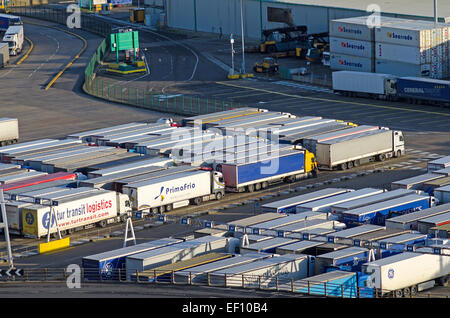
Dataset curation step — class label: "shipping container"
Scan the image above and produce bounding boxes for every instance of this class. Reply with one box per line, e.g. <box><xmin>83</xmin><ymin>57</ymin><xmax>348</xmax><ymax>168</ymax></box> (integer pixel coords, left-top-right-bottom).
<box><xmin>330</xmin><ymin>37</ymin><xmax>374</xmax><ymax>58</ymax></box>
<box><xmin>208</xmin><ymin>254</ymin><xmax>311</xmax><ymax>288</ymax></box>
<box><xmin>330</xmin><ymin>53</ymin><xmax>374</xmax><ymax>72</ymax></box>
<box><xmin>296</xmin><ymin>188</ymin><xmax>382</xmax><ymax>213</ymax></box>
<box><xmin>375</xmin><ymin>59</ymin><xmax>431</xmax><ymax>78</ymax></box>
<box><xmin>340</xmin><ymin>194</ymin><xmax>436</xmax><ymax>226</ymax></box>
<box><xmin>434</xmin><ymin>185</ymin><xmax>450</xmax><ymax>204</ymax></box>
<box><xmin>330</xmin><ymin>16</ymin><xmax>401</xmax><ymax>41</ymax></box>
<box><xmin>385</xmin><ymin>203</ymin><xmax>450</xmax><ymax>231</ymax></box>
<box><xmin>82</xmin><ymin>238</ymin><xmax>183</xmax><ymax>280</ymax></box>
<box><xmin>376</xmin><ymin>42</ymin><xmax>429</xmax><ymax>64</ymax></box>
<box><xmin>332</xmin><ymin>71</ymin><xmax>395</xmax><ymax>96</ymax></box>
<box><xmin>125</xmin><ymin>236</ymin><xmax>232</xmax><ymax>280</ymax></box>
<box><xmin>173</xmin><ymin>253</ymin><xmax>272</xmax><ymax>284</ymax></box>
<box><xmin>261</xmin><ymin>188</ymin><xmax>351</xmax><ymax>214</ymax></box>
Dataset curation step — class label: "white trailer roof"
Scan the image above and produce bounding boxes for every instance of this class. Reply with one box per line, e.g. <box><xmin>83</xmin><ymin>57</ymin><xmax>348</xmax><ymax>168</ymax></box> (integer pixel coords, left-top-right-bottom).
<box><xmin>378</xmin><ymin>233</ymin><xmax>428</xmax><ymax>244</ymax></box>
<box><xmin>297</xmin><ymin>188</ymin><xmax>383</xmax><ymax>212</ymax></box>
<box><xmin>385</xmin><ymin>203</ymin><xmax>450</xmax><ymax>224</ymax></box>
<box><xmin>227</xmin><ymin>213</ymin><xmax>286</xmax><ymax>228</ymax></box>
<box><xmin>242</xmin><ymin>237</ymin><xmax>299</xmax><ymax>252</ymax></box>
<box><xmin>316</xmin><ymin>246</ymin><xmax>368</xmax><ymax>260</ymax></box>
<box><xmin>210</xmin><ymin>254</ymin><xmax>306</xmax><ymax>276</ymax></box>
<box><xmin>305</xmin><ymin>125</ymin><xmax>379</xmax><ymax>143</ymax></box>
<box><xmin>391</xmin><ymin>173</ymin><xmax>444</xmax><ymax>187</ymax></box>
<box><xmin>327</xmin><ymin>224</ymin><xmax>385</xmax><ymax>239</ymax></box>
<box><xmin>343</xmin><ymin>194</ymin><xmax>431</xmax><ymax>217</ymax></box>
<box><xmin>331</xmin><ymin>189</ymin><xmax>412</xmax><ymax>211</ymax></box>
<box><xmin>417</xmin><ymin>212</ymin><xmax>450</xmax><ymax>226</ymax></box>
<box><xmin>249</xmin><ymin>213</ymin><xmax>323</xmax><ymax>230</ymax></box>
<box><xmin>89</xmin><ymin>157</ymin><xmax>173</xmax><ymax>177</ymax></box>
<box><xmin>262</xmin><ymin>188</ymin><xmax>351</xmax><ymax>209</ymax></box>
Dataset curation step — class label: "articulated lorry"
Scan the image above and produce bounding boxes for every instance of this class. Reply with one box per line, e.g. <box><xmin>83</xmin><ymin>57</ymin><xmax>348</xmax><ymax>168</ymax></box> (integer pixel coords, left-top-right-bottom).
<box><xmin>122</xmin><ymin>169</ymin><xmax>225</xmax><ymax>213</ymax></box>
<box><xmin>0</xmin><ymin>118</ymin><xmax>18</xmax><ymax>146</ymax></box>
<box><xmin>301</xmin><ymin>125</ymin><xmax>404</xmax><ymax>170</ymax></box>
<box><xmin>21</xmin><ymin>190</ymin><xmax>131</xmax><ymax>238</ymax></box>
<box><xmin>218</xmin><ymin>149</ymin><xmax>318</xmax><ymax>193</ymax></box>
<box><xmin>2</xmin><ymin>25</ymin><xmax>23</xmax><ymax>56</ymax></box>
<box><xmin>332</xmin><ymin>71</ymin><xmax>450</xmax><ymax>106</ymax></box>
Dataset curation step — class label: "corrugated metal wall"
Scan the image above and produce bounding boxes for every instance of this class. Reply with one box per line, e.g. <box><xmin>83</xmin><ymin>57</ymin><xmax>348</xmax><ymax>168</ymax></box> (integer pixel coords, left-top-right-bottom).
<box><xmin>164</xmin><ymin>0</ymin><xmax>431</xmax><ymax>40</ymax></box>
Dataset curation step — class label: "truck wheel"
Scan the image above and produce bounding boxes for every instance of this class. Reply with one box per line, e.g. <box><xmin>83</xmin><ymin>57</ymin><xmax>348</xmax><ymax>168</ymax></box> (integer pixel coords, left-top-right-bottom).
<box><xmin>151</xmin><ymin>207</ymin><xmax>159</xmax><ymax>214</ymax></box>
<box><xmin>254</xmin><ymin>183</ymin><xmax>261</xmax><ymax>191</ymax></box>
<box><xmin>261</xmin><ymin>182</ymin><xmax>269</xmax><ymax>189</ymax></box>
<box><xmin>193</xmin><ymin>197</ymin><xmax>202</xmax><ymax>205</ymax></box>
<box><xmin>247</xmin><ymin>184</ymin><xmax>255</xmax><ymax>193</ymax></box>
<box><xmin>410</xmin><ymin>285</ymin><xmax>418</xmax><ymax>296</ymax></box>
<box><xmin>159</xmin><ymin>205</ymin><xmax>166</xmax><ymax>213</ymax></box>
<box><xmin>215</xmin><ymin>192</ymin><xmax>223</xmax><ymax>200</ymax></box>
<box><xmin>377</xmin><ymin>154</ymin><xmax>386</xmax><ymax>162</ymax></box>
<box><xmin>165</xmin><ymin>204</ymin><xmax>173</xmax><ymax>212</ymax></box>
<box><xmin>354</xmin><ymin>160</ymin><xmax>360</xmax><ymax>167</ymax></box>
<box><xmin>403</xmin><ymin>287</ymin><xmax>411</xmax><ymax>298</ymax></box>
<box><xmin>347</xmin><ymin>161</ymin><xmax>354</xmax><ymax>169</ymax></box>
<box><xmin>98</xmin><ymin>220</ymin><xmax>107</xmax><ymax>228</ymax></box>
<box><xmin>67</xmin><ymin>228</ymin><xmax>74</xmax><ymax>235</ymax></box>
<box><xmin>437</xmin><ymin>275</ymin><xmax>449</xmax><ymax>286</ymax></box>
<box><xmin>394</xmin><ymin>289</ymin><xmax>403</xmax><ymax>298</ymax></box>
<box><xmin>339</xmin><ymin>163</ymin><xmax>347</xmax><ymax>170</ymax></box>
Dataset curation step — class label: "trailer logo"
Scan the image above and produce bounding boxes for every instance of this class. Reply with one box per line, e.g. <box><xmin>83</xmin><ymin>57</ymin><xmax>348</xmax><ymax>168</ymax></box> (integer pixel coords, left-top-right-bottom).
<box><xmin>387</xmin><ymin>32</ymin><xmax>413</xmax><ymax>41</ymax></box>
<box><xmin>338</xmin><ymin>59</ymin><xmax>363</xmax><ymax>68</ymax></box>
<box><xmin>25</xmin><ymin>212</ymin><xmax>34</xmax><ymax>226</ymax></box>
<box><xmin>337</xmin><ymin>26</ymin><xmax>362</xmax><ymax>35</ymax></box>
<box><xmin>154</xmin><ymin>186</ymin><xmax>165</xmax><ymax>201</ymax></box>
<box><xmin>388</xmin><ymin>268</ymin><xmax>395</xmax><ymax>279</ymax></box>
<box><xmin>341</xmin><ymin>41</ymin><xmax>365</xmax><ymax>51</ymax></box>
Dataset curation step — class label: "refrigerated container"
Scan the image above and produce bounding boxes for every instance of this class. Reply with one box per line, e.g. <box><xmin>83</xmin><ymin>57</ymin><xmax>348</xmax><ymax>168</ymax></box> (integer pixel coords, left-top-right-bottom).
<box><xmin>0</xmin><ymin>118</ymin><xmax>19</xmax><ymax>146</ymax></box>
<box><xmin>428</xmin><ymin>156</ymin><xmax>450</xmax><ymax>172</ymax></box>
<box><xmin>434</xmin><ymin>185</ymin><xmax>450</xmax><ymax>203</ymax></box>
<box><xmin>417</xmin><ymin>212</ymin><xmax>450</xmax><ymax>234</ymax></box>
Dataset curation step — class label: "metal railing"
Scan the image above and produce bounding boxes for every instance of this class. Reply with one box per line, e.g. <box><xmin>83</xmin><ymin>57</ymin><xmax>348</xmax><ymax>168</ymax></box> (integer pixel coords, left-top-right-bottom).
<box><xmin>1</xmin><ymin>267</ymin><xmax>448</xmax><ymax>298</ymax></box>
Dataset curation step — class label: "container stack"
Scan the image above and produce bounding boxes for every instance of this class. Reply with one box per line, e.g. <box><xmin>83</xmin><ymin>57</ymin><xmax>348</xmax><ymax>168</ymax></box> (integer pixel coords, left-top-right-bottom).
<box><xmin>329</xmin><ymin>16</ymin><xmax>399</xmax><ymax>73</ymax></box>
<box><xmin>375</xmin><ymin>20</ymin><xmax>450</xmax><ymax>79</ymax></box>
<box><xmin>330</xmin><ymin>16</ymin><xmax>450</xmax><ymax>79</ymax></box>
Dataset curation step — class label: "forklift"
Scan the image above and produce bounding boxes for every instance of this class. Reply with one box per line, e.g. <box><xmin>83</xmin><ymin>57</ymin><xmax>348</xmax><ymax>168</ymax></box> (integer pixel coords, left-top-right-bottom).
<box><xmin>259</xmin><ymin>25</ymin><xmax>308</xmax><ymax>54</ymax></box>
<box><xmin>253</xmin><ymin>57</ymin><xmax>279</xmax><ymax>74</ymax></box>
<box><xmin>295</xmin><ymin>32</ymin><xmax>329</xmax><ymax>62</ymax></box>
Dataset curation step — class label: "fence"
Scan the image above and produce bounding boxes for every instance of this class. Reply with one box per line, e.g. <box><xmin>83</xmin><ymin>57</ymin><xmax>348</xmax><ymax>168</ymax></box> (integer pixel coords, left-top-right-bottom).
<box><xmin>9</xmin><ymin>5</ymin><xmax>243</xmax><ymax>116</ymax></box>
<box><xmin>1</xmin><ymin>267</ymin><xmax>448</xmax><ymax>298</ymax></box>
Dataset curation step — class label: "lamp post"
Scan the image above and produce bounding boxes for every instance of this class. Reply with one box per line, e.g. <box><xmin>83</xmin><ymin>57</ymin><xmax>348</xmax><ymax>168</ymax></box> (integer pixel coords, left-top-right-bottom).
<box><xmin>230</xmin><ymin>34</ymin><xmax>235</xmax><ymax>76</ymax></box>
<box><xmin>240</xmin><ymin>0</ymin><xmax>246</xmax><ymax>74</ymax></box>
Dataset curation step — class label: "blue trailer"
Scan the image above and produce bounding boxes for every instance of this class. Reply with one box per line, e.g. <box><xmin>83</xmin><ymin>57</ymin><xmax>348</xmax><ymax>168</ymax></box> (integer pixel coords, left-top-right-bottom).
<box><xmin>81</xmin><ymin>238</ymin><xmax>182</xmax><ymax>280</ymax></box>
<box><xmin>314</xmin><ymin>246</ymin><xmax>371</xmax><ymax>273</ymax></box>
<box><xmin>295</xmin><ymin>270</ymin><xmax>374</xmax><ymax>298</ymax></box>
<box><xmin>340</xmin><ymin>194</ymin><xmax>436</xmax><ymax>226</ymax></box>
<box><xmin>219</xmin><ymin>150</ymin><xmax>317</xmax><ymax>193</ymax></box>
<box><xmin>378</xmin><ymin>233</ymin><xmax>428</xmax><ymax>257</ymax></box>
<box><xmin>396</xmin><ymin>77</ymin><xmax>450</xmax><ymax>104</ymax></box>
<box><xmin>0</xmin><ymin>14</ymin><xmax>22</xmax><ymax>31</ymax></box>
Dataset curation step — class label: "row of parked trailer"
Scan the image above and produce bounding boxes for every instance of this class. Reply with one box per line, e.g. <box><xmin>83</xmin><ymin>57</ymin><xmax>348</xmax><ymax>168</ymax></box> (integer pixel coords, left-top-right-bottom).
<box><xmin>0</xmin><ymin>108</ymin><xmax>409</xmax><ymax>237</ymax></box>
<box><xmin>80</xmin><ymin>206</ymin><xmax>449</xmax><ymax>297</ymax></box>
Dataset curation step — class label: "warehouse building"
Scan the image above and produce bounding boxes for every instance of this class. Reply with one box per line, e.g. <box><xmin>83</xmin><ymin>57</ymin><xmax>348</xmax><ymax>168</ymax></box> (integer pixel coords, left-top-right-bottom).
<box><xmin>146</xmin><ymin>0</ymin><xmax>450</xmax><ymax>39</ymax></box>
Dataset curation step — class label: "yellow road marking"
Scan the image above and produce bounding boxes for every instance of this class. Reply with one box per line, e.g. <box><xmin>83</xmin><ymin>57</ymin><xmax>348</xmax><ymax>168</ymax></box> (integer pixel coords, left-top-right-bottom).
<box><xmin>16</xmin><ymin>36</ymin><xmax>34</xmax><ymax>65</ymax></box>
<box><xmin>215</xmin><ymin>81</ymin><xmax>450</xmax><ymax>117</ymax></box>
<box><xmin>24</xmin><ymin>21</ymin><xmax>88</xmax><ymax>90</ymax></box>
